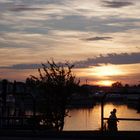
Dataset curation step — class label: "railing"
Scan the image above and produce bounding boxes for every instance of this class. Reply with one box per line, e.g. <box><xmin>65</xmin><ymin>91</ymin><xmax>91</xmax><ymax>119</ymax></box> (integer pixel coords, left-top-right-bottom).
<box><xmin>101</xmin><ymin>93</ymin><xmax>140</xmax><ymax>132</ymax></box>
<box><xmin>104</xmin><ymin>118</ymin><xmax>140</xmax><ymax>121</ymax></box>
<box><xmin>0</xmin><ymin>116</ymin><xmax>40</xmax><ymax>129</ymax></box>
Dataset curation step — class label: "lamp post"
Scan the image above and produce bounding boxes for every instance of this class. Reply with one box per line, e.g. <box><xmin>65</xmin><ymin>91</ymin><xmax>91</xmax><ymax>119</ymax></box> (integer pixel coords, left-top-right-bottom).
<box><xmin>101</xmin><ymin>93</ymin><xmax>107</xmax><ymax>132</ymax></box>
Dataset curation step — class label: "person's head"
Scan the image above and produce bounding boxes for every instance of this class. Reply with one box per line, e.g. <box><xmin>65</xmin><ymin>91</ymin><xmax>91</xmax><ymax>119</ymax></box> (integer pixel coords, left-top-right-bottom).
<box><xmin>110</xmin><ymin>111</ymin><xmax>113</xmax><ymax>114</ymax></box>
<box><xmin>113</xmin><ymin>108</ymin><xmax>117</xmax><ymax>113</ymax></box>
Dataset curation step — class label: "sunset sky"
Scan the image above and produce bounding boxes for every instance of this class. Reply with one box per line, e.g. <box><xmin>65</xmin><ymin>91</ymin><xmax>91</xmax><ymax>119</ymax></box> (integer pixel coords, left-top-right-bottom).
<box><xmin>0</xmin><ymin>0</ymin><xmax>140</xmax><ymax>86</ymax></box>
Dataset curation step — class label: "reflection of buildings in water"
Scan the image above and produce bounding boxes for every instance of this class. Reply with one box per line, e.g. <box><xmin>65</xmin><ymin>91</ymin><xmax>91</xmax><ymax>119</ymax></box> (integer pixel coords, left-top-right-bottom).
<box><xmin>137</xmin><ymin>98</ymin><xmax>140</xmax><ymax>113</ymax></box>
<box><xmin>103</xmin><ymin>100</ymin><xmax>140</xmax><ymax>114</ymax></box>
<box><xmin>102</xmin><ymin>93</ymin><xmax>140</xmax><ymax>113</ymax></box>
<box><xmin>126</xmin><ymin>101</ymin><xmax>139</xmax><ymax>110</ymax></box>
<box><xmin>125</xmin><ymin>95</ymin><xmax>140</xmax><ymax>112</ymax></box>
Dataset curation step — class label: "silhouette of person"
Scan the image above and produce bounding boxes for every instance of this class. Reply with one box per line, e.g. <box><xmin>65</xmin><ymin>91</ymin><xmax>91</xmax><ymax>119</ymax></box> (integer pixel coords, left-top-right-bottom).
<box><xmin>107</xmin><ymin>108</ymin><xmax>119</xmax><ymax>131</ymax></box>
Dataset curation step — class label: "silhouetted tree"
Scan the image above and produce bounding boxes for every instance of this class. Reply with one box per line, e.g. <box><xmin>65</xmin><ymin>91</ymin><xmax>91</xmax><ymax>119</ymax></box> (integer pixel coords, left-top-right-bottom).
<box><xmin>112</xmin><ymin>82</ymin><xmax>123</xmax><ymax>88</ymax></box>
<box><xmin>26</xmin><ymin>61</ymin><xmax>80</xmax><ymax>131</ymax></box>
<box><xmin>138</xmin><ymin>84</ymin><xmax>140</xmax><ymax>87</ymax></box>
<box><xmin>124</xmin><ymin>84</ymin><xmax>129</xmax><ymax>88</ymax></box>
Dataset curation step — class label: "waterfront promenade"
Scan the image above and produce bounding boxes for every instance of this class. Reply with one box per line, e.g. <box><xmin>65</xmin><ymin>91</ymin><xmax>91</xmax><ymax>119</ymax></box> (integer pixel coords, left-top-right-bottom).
<box><xmin>0</xmin><ymin>130</ymin><xmax>140</xmax><ymax>140</ymax></box>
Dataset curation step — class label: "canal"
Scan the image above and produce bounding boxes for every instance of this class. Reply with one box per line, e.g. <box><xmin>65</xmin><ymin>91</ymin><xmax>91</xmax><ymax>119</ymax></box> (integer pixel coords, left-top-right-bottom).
<box><xmin>64</xmin><ymin>102</ymin><xmax>140</xmax><ymax>131</ymax></box>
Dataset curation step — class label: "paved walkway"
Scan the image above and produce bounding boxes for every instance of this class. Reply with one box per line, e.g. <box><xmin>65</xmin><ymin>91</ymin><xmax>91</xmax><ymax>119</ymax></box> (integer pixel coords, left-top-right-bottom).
<box><xmin>0</xmin><ymin>131</ymin><xmax>140</xmax><ymax>140</ymax></box>
<box><xmin>0</xmin><ymin>138</ymin><xmax>68</xmax><ymax>140</ymax></box>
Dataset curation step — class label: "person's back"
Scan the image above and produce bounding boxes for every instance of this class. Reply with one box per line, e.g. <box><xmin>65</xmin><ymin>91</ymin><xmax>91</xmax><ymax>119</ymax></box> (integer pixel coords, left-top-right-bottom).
<box><xmin>107</xmin><ymin>109</ymin><xmax>118</xmax><ymax>131</ymax></box>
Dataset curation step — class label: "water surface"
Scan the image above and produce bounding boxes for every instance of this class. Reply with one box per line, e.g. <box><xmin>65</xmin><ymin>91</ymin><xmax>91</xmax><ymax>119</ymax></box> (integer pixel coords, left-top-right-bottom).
<box><xmin>64</xmin><ymin>103</ymin><xmax>140</xmax><ymax>131</ymax></box>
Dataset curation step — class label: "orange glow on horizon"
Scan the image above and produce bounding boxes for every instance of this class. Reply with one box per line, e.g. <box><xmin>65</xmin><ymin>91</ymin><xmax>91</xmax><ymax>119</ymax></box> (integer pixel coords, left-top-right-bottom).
<box><xmin>96</xmin><ymin>80</ymin><xmax>114</xmax><ymax>86</ymax></box>
<box><xmin>92</xmin><ymin>65</ymin><xmax>123</xmax><ymax>77</ymax></box>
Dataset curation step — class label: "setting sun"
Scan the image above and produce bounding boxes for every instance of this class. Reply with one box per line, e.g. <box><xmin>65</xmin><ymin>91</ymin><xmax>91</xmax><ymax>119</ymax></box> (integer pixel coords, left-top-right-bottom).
<box><xmin>96</xmin><ymin>80</ymin><xmax>114</xmax><ymax>86</ymax></box>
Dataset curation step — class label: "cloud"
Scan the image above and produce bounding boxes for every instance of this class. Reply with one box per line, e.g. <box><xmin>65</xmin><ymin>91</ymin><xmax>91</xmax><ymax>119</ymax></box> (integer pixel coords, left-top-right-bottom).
<box><xmin>0</xmin><ymin>32</ymin><xmax>46</xmax><ymax>48</ymax></box>
<box><xmin>1</xmin><ymin>64</ymin><xmax>42</xmax><ymax>69</ymax></box>
<box><xmin>102</xmin><ymin>1</ymin><xmax>134</xmax><ymax>8</ymax></box>
<box><xmin>1</xmin><ymin>52</ymin><xmax>140</xmax><ymax>69</ymax></box>
<box><xmin>83</xmin><ymin>36</ymin><xmax>112</xmax><ymax>41</ymax></box>
<box><xmin>74</xmin><ymin>52</ymin><xmax>140</xmax><ymax>68</ymax></box>
<box><xmin>0</xmin><ymin>62</ymin><xmax>66</xmax><ymax>70</ymax></box>
<box><xmin>9</xmin><ymin>4</ymin><xmax>43</xmax><ymax>12</ymax></box>
<box><xmin>0</xmin><ymin>1</ymin><xmax>140</xmax><ymax>35</ymax></box>
<box><xmin>45</xmin><ymin>15</ymin><xmax>140</xmax><ymax>33</ymax></box>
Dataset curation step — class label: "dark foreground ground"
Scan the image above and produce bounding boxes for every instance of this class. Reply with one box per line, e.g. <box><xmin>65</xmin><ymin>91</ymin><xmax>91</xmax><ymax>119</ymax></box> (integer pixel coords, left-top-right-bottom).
<box><xmin>0</xmin><ymin>130</ymin><xmax>140</xmax><ymax>140</ymax></box>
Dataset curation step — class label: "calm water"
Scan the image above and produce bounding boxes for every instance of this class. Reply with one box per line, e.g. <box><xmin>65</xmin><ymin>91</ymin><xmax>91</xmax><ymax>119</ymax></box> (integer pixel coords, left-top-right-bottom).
<box><xmin>64</xmin><ymin>103</ymin><xmax>140</xmax><ymax>131</ymax></box>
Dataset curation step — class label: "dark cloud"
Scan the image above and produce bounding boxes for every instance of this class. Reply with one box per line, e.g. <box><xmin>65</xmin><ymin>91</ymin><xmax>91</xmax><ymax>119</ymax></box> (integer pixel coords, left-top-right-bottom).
<box><xmin>1</xmin><ymin>53</ymin><xmax>140</xmax><ymax>69</ymax></box>
<box><xmin>46</xmin><ymin>15</ymin><xmax>140</xmax><ymax>33</ymax></box>
<box><xmin>74</xmin><ymin>52</ymin><xmax>140</xmax><ymax>68</ymax></box>
<box><xmin>83</xmin><ymin>36</ymin><xmax>112</xmax><ymax>41</ymax></box>
<box><xmin>103</xmin><ymin>1</ymin><xmax>134</xmax><ymax>8</ymax></box>
<box><xmin>2</xmin><ymin>64</ymin><xmax>42</xmax><ymax>69</ymax></box>
<box><xmin>0</xmin><ymin>62</ymin><xmax>66</xmax><ymax>70</ymax></box>
<box><xmin>9</xmin><ymin>4</ymin><xmax>43</xmax><ymax>12</ymax></box>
